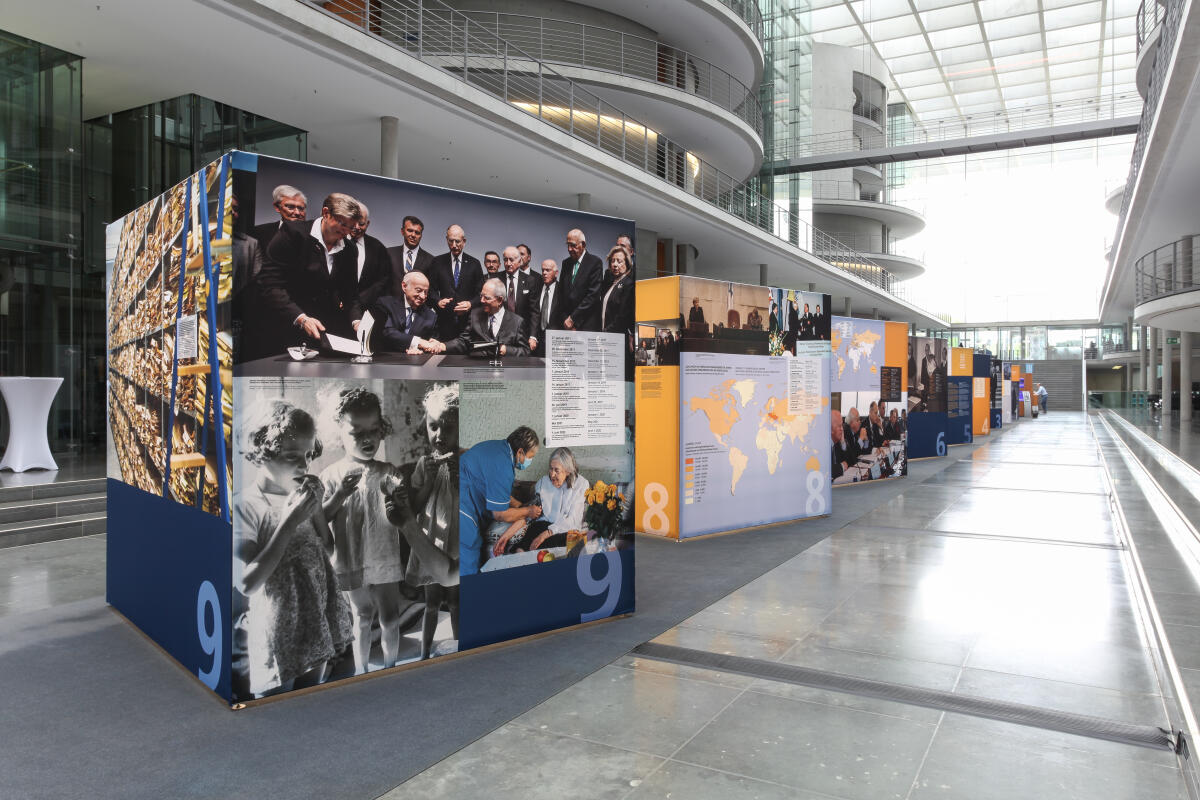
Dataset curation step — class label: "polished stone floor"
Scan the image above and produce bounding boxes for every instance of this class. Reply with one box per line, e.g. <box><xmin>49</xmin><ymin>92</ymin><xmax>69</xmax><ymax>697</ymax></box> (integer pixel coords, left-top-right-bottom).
<box><xmin>391</xmin><ymin>413</ymin><xmax>1191</xmax><ymax>800</ymax></box>
<box><xmin>2</xmin><ymin>414</ymin><xmax>1193</xmax><ymax>799</ymax></box>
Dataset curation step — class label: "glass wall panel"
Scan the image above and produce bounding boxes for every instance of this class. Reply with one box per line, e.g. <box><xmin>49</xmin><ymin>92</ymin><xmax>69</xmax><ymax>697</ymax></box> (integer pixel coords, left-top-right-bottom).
<box><xmin>0</xmin><ymin>31</ymin><xmax>88</xmax><ymax>459</ymax></box>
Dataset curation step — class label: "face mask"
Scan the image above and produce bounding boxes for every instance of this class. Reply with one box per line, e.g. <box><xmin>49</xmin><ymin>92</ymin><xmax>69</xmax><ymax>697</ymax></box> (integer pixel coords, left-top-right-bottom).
<box><xmin>515</xmin><ymin>453</ymin><xmax>534</xmax><ymax>471</ymax></box>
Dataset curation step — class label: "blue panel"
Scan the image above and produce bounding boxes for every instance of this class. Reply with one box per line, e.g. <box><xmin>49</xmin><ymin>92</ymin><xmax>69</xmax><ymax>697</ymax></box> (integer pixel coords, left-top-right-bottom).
<box><xmin>907</xmin><ymin>411</ymin><xmax>947</xmax><ymax>458</ymax></box>
<box><xmin>972</xmin><ymin>353</ymin><xmax>991</xmax><ymax>378</ymax></box>
<box><xmin>991</xmin><ymin>409</ymin><xmax>1003</xmax><ymax>429</ymax></box>
<box><xmin>946</xmin><ymin>376</ymin><xmax>973</xmax><ymax>445</ymax></box>
<box><xmin>459</xmin><ymin>549</ymin><xmax>635</xmax><ymax>651</ymax></box>
<box><xmin>229</xmin><ymin>151</ymin><xmax>258</xmax><ymax>172</ymax></box>
<box><xmin>107</xmin><ymin>479</ymin><xmax>233</xmax><ymax>702</ymax></box>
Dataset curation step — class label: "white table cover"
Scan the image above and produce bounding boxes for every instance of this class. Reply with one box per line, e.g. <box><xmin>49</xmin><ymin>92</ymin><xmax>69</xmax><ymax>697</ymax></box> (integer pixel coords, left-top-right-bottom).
<box><xmin>0</xmin><ymin>377</ymin><xmax>63</xmax><ymax>472</ymax></box>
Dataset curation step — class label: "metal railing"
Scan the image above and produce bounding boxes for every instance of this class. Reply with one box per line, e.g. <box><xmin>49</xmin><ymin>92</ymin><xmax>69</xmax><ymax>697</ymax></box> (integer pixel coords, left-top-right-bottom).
<box><xmin>303</xmin><ymin>0</ymin><xmax>946</xmax><ymax>318</ymax></box>
<box><xmin>851</xmin><ymin>71</ymin><xmax>886</xmax><ymax>127</ymax></box>
<box><xmin>775</xmin><ymin>94</ymin><xmax>1144</xmax><ymax>161</ymax></box>
<box><xmin>1136</xmin><ymin>0</ymin><xmax>1167</xmax><ymax>50</ymax></box>
<box><xmin>456</xmin><ymin>11</ymin><xmax>761</xmax><ymax>135</ymax></box>
<box><xmin>715</xmin><ymin>0</ymin><xmax>764</xmax><ymax>42</ymax></box>
<box><xmin>1135</xmin><ymin>234</ymin><xmax>1198</xmax><ymax>304</ymax></box>
<box><xmin>819</xmin><ymin>232</ymin><xmax>924</xmax><ymax>263</ymax></box>
<box><xmin>1117</xmin><ymin>0</ymin><xmax>1183</xmax><ymax>234</ymax></box>
<box><xmin>812</xmin><ymin>179</ymin><xmax>927</xmax><ymax>216</ymax></box>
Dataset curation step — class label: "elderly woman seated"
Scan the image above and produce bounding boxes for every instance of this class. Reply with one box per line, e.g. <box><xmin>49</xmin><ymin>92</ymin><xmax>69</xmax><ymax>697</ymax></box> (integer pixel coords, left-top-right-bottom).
<box><xmin>488</xmin><ymin>447</ymin><xmax>590</xmax><ymax>557</ymax></box>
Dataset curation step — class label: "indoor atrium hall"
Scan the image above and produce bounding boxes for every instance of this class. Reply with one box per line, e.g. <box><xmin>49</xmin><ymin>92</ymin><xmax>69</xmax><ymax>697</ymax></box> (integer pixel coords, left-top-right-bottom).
<box><xmin>3</xmin><ymin>0</ymin><xmax>1200</xmax><ymax>797</ymax></box>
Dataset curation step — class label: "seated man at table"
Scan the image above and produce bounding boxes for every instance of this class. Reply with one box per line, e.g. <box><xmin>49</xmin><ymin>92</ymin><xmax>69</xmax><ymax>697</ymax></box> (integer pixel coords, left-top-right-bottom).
<box><xmin>374</xmin><ymin>271</ymin><xmax>444</xmax><ymax>354</ymax></box>
<box><xmin>831</xmin><ymin>409</ymin><xmax>853</xmax><ymax>480</ymax></box>
<box><xmin>444</xmin><ymin>278</ymin><xmax>529</xmax><ymax>358</ymax></box>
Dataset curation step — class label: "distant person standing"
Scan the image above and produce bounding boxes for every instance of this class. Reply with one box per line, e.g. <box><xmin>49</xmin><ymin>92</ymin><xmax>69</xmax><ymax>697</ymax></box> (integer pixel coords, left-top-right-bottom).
<box><xmin>1036</xmin><ymin>383</ymin><xmax>1048</xmax><ymax>414</ymax></box>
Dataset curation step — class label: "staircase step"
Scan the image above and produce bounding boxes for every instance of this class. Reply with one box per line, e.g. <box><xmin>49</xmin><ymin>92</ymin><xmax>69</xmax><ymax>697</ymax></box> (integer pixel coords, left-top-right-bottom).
<box><xmin>0</xmin><ymin>477</ymin><xmax>107</xmax><ymax>505</ymax></box>
<box><xmin>0</xmin><ymin>492</ymin><xmax>106</xmax><ymax>525</ymax></box>
<box><xmin>0</xmin><ymin>512</ymin><xmax>107</xmax><ymax>549</ymax></box>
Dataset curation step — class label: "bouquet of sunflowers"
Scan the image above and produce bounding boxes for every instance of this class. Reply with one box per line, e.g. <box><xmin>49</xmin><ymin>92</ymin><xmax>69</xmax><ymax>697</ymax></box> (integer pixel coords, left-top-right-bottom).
<box><xmin>583</xmin><ymin>480</ymin><xmax>627</xmax><ymax>546</ymax></box>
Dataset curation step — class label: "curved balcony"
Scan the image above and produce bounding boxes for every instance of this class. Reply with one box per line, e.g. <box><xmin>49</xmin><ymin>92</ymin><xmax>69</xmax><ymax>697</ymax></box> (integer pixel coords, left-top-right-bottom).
<box><xmin>1133</xmin><ymin>234</ymin><xmax>1200</xmax><ymax>330</ymax></box>
<box><xmin>1135</xmin><ymin>0</ymin><xmax>1166</xmax><ymax>98</ymax></box>
<box><xmin>457</xmin><ymin>11</ymin><xmax>763</xmax><ymax>178</ymax></box>
<box><xmin>811</xmin><ymin>180</ymin><xmax>927</xmax><ymax>239</ymax></box>
<box><xmin>567</xmin><ymin>0</ymin><xmax>764</xmax><ymax>89</ymax></box>
<box><xmin>305</xmin><ymin>0</ymin><xmax>940</xmax><ymax>316</ymax></box>
<box><xmin>818</xmin><ymin>232</ymin><xmax>925</xmax><ymax>280</ymax></box>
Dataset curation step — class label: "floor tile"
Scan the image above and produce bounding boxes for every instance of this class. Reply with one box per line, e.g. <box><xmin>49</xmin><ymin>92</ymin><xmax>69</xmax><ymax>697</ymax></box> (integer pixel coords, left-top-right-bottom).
<box><xmin>627</xmin><ymin>760</ymin><xmax>849</xmax><ymax>800</ymax></box>
<box><xmin>513</xmin><ymin>665</ymin><xmax>742</xmax><ymax>758</ymax></box>
<box><xmin>675</xmin><ymin>691</ymin><xmax>935</xmax><ymax>800</ymax></box>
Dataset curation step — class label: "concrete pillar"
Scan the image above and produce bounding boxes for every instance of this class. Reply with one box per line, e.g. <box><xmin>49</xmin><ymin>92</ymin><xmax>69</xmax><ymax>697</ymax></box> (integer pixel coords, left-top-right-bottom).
<box><xmin>871</xmin><ymin>307</ymin><xmax>880</xmax><ymax>319</ymax></box>
<box><xmin>1147</xmin><ymin>327</ymin><xmax>1157</xmax><ymax>393</ymax></box>
<box><xmin>380</xmin><ymin>116</ymin><xmax>400</xmax><ymax>178</ymax></box>
<box><xmin>1139</xmin><ymin>326</ymin><xmax>1147</xmax><ymax>392</ymax></box>
<box><xmin>1163</xmin><ymin>330</ymin><xmax>1174</xmax><ymax>411</ymax></box>
<box><xmin>759</xmin><ymin>264</ymin><xmax>768</xmax><ymax>286</ymax></box>
<box><xmin>576</xmin><ymin>193</ymin><xmax>591</xmax><ymax>211</ymax></box>
<box><xmin>1181</xmin><ymin>331</ymin><xmax>1193</xmax><ymax>421</ymax></box>
<box><xmin>675</xmin><ymin>243</ymin><xmax>695</xmax><ymax>275</ymax></box>
<box><xmin>661</xmin><ymin>237</ymin><xmax>676</xmax><ymax>274</ymax></box>
<box><xmin>843</xmin><ymin>297</ymin><xmax>852</xmax><ymax>317</ymax></box>
<box><xmin>808</xmin><ymin>283</ymin><xmax>816</xmax><ymax>292</ymax></box>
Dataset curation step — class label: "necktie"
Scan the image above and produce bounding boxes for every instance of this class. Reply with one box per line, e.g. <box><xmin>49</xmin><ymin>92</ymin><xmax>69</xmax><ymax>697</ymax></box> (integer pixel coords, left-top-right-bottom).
<box><xmin>541</xmin><ymin>284</ymin><xmax>551</xmax><ymax>329</ymax></box>
<box><xmin>404</xmin><ymin>307</ymin><xmax>412</xmax><ymax>332</ymax></box>
<box><xmin>571</xmin><ymin>260</ymin><xmax>580</xmax><ymax>282</ymax></box>
<box><xmin>453</xmin><ymin>257</ymin><xmax>460</xmax><ymax>287</ymax></box>
<box><xmin>489</xmin><ymin>315</ymin><xmax>497</xmax><ymax>340</ymax></box>
<box><xmin>405</xmin><ymin>250</ymin><xmax>414</xmax><ymax>272</ymax></box>
<box><xmin>508</xmin><ymin>275</ymin><xmax>517</xmax><ymax>311</ymax></box>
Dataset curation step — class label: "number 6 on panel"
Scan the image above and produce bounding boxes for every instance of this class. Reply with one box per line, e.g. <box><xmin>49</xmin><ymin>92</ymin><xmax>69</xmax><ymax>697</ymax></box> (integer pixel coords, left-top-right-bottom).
<box><xmin>936</xmin><ymin>431</ymin><xmax>946</xmax><ymax>456</ymax></box>
<box><xmin>196</xmin><ymin>580</ymin><xmax>221</xmax><ymax>690</ymax></box>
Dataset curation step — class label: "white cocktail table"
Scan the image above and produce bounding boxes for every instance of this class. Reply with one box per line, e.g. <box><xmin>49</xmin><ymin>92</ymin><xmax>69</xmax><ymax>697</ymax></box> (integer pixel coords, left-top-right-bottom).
<box><xmin>0</xmin><ymin>377</ymin><xmax>63</xmax><ymax>472</ymax></box>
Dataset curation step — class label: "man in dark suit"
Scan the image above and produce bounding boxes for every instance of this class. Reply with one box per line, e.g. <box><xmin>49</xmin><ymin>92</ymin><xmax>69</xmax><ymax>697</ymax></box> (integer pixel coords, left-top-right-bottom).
<box><xmin>517</xmin><ymin>243</ymin><xmax>540</xmax><ymax>280</ymax></box>
<box><xmin>482</xmin><ymin>250</ymin><xmax>502</xmax><ymax>279</ymax></box>
<box><xmin>252</xmin><ymin>184</ymin><xmax>307</xmax><ymax>254</ymax></box>
<box><xmin>259</xmin><ymin>192</ymin><xmax>362</xmax><ymax>352</ymax></box>
<box><xmin>386</xmin><ymin>214</ymin><xmax>435</xmax><ymax>295</ymax></box>
<box><xmin>528</xmin><ymin>259</ymin><xmax>562</xmax><ymax>356</ymax></box>
<box><xmin>445</xmin><ymin>278</ymin><xmax>529</xmax><ymax>357</ymax></box>
<box><xmin>346</xmin><ymin>202</ymin><xmax>392</xmax><ymax>329</ymax></box>
<box><xmin>501</xmin><ymin>246</ymin><xmax>540</xmax><ymax>333</ymax></box>
<box><xmin>374</xmin><ymin>271</ymin><xmax>440</xmax><ymax>353</ymax></box>
<box><xmin>429</xmin><ymin>224</ymin><xmax>484</xmax><ymax>339</ymax></box>
<box><xmin>831</xmin><ymin>410</ymin><xmax>852</xmax><ymax>479</ymax></box>
<box><xmin>559</xmin><ymin>228</ymin><xmax>604</xmax><ymax>332</ymax></box>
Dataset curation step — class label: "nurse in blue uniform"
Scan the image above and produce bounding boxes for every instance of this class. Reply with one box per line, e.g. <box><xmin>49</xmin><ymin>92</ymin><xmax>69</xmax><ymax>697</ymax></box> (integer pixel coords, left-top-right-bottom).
<box><xmin>458</xmin><ymin>426</ymin><xmax>542</xmax><ymax>576</ymax></box>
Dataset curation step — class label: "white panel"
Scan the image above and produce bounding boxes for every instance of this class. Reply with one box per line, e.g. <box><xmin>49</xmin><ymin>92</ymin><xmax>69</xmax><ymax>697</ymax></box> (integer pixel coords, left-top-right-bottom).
<box><xmin>1045</xmin><ymin>21</ymin><xmax>1103</xmax><ymax>48</ymax></box>
<box><xmin>977</xmin><ymin>0</ymin><xmax>1040</xmax><ymax>21</ymax></box>
<box><xmin>983</xmin><ymin>13</ymin><xmax>1042</xmax><ymax>39</ymax></box>
<box><xmin>989</xmin><ymin>32</ymin><xmax>1046</xmax><ymax>58</ymax></box>
<box><xmin>1049</xmin><ymin>73</ymin><xmax>1097</xmax><ymax>91</ymax></box>
<box><xmin>1051</xmin><ymin>87</ymin><xmax>1104</xmax><ymax>102</ymax></box>
<box><xmin>997</xmin><ymin>65</ymin><xmax>1049</xmax><ymax>86</ymax></box>
<box><xmin>913</xmin><ymin>0</ymin><xmax>969</xmax><ymax>11</ymax></box>
<box><xmin>920</xmin><ymin>4</ymin><xmax>979</xmax><ymax>30</ymax></box>
<box><xmin>816</xmin><ymin>27</ymin><xmax>870</xmax><ymax>46</ymax></box>
<box><xmin>928</xmin><ymin>24</ymin><xmax>983</xmax><ymax>50</ymax></box>
<box><xmin>893</xmin><ymin>66</ymin><xmax>947</xmax><ymax>86</ymax></box>
<box><xmin>864</xmin><ymin>14</ymin><xmax>923</xmax><ymax>39</ymax></box>
<box><xmin>901</xmin><ymin>81</ymin><xmax>955</xmax><ymax>100</ymax></box>
<box><xmin>812</xmin><ymin>4</ymin><xmax>859</xmax><ymax>31</ymax></box>
<box><xmin>949</xmin><ymin>74</ymin><xmax>1000</xmax><ymax>93</ymax></box>
<box><xmin>992</xmin><ymin>45</ymin><xmax>1050</xmax><ymax>68</ymax></box>
<box><xmin>943</xmin><ymin>58</ymin><xmax>994</xmax><ymax>75</ymax></box>
<box><xmin>862</xmin><ymin>0</ymin><xmax>917</xmax><ymax>20</ymax></box>
<box><xmin>887</xmin><ymin>50</ymin><xmax>940</xmax><ymax>72</ymax></box>
<box><xmin>874</xmin><ymin>33</ymin><xmax>932</xmax><ymax>57</ymax></box>
<box><xmin>1043</xmin><ymin>4</ymin><xmax>1102</xmax><ymax>29</ymax></box>
<box><xmin>954</xmin><ymin>88</ymin><xmax>1003</xmax><ymax>105</ymax></box>
<box><xmin>908</xmin><ymin>95</ymin><xmax>959</xmax><ymax>111</ymax></box>
<box><xmin>1049</xmin><ymin>58</ymin><xmax>1099</xmax><ymax>79</ymax></box>
<box><xmin>1001</xmin><ymin>81</ymin><xmax>1048</xmax><ymax>100</ymax></box>
<box><xmin>1110</xmin><ymin>16</ymin><xmax>1136</xmax><ymax>36</ymax></box>
<box><xmin>936</xmin><ymin>42</ymin><xmax>990</xmax><ymax>65</ymax></box>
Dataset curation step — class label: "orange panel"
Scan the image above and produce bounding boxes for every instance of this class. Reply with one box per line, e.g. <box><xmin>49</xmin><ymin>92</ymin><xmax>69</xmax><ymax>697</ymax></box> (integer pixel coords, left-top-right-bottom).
<box><xmin>949</xmin><ymin>347</ymin><xmax>973</xmax><ymax>376</ymax></box>
<box><xmin>635</xmin><ymin>276</ymin><xmax>680</xmax><ymax>322</ymax></box>
<box><xmin>885</xmin><ymin>322</ymin><xmax>908</xmax><ymax>387</ymax></box>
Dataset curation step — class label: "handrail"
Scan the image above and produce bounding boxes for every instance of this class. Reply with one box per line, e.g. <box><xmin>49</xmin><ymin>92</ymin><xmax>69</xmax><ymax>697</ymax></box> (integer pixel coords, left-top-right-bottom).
<box><xmin>457</xmin><ymin>11</ymin><xmax>761</xmax><ymax>134</ymax></box>
<box><xmin>1136</xmin><ymin>0</ymin><xmax>1166</xmax><ymax>50</ymax></box>
<box><xmin>304</xmin><ymin>0</ymin><xmax>945</xmax><ymax>319</ymax></box>
<box><xmin>1134</xmin><ymin>234</ymin><xmax>1199</xmax><ymax>304</ymax></box>
<box><xmin>819</xmin><ymin>232</ymin><xmax>924</xmax><ymax>262</ymax></box>
<box><xmin>812</xmin><ymin>179</ymin><xmax>927</xmax><ymax>216</ymax></box>
<box><xmin>775</xmin><ymin>94</ymin><xmax>1144</xmax><ymax>162</ymax></box>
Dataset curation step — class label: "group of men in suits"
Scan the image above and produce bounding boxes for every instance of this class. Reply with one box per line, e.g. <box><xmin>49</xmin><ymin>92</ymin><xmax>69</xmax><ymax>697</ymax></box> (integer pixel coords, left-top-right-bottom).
<box><xmin>831</xmin><ymin>402</ymin><xmax>905</xmax><ymax>479</ymax></box>
<box><xmin>241</xmin><ymin>184</ymin><xmax>631</xmax><ymax>361</ymax></box>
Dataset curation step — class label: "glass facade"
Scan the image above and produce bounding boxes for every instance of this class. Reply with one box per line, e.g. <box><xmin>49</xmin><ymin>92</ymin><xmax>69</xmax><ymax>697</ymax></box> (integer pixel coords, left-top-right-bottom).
<box><xmin>921</xmin><ymin>323</ymin><xmax>1130</xmax><ymax>360</ymax></box>
<box><xmin>0</xmin><ymin>31</ymin><xmax>88</xmax><ymax>458</ymax></box>
<box><xmin>761</xmin><ymin>0</ymin><xmax>813</xmax><ymax>248</ymax></box>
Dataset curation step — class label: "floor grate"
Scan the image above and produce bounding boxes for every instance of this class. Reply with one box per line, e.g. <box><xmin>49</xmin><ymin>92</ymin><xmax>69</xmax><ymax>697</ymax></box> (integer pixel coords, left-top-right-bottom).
<box><xmin>631</xmin><ymin>642</ymin><xmax>1178</xmax><ymax>752</ymax></box>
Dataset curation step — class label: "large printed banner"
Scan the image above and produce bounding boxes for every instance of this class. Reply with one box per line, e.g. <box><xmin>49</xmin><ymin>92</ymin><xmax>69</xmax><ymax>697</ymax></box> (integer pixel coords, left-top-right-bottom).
<box><xmin>635</xmin><ymin>276</ymin><xmax>832</xmax><ymax>539</ymax></box>
<box><xmin>989</xmin><ymin>358</ymin><xmax>1004</xmax><ymax>430</ymax></box>
<box><xmin>972</xmin><ymin>352</ymin><xmax>992</xmax><ymax>437</ymax></box>
<box><xmin>830</xmin><ymin>317</ymin><xmax>908</xmax><ymax>485</ymax></box>
<box><xmin>906</xmin><ymin>336</ymin><xmax>948</xmax><ymax>459</ymax></box>
<box><xmin>108</xmin><ymin>153</ymin><xmax>635</xmax><ymax>704</ymax></box>
<box><xmin>946</xmin><ymin>347</ymin><xmax>974</xmax><ymax>445</ymax></box>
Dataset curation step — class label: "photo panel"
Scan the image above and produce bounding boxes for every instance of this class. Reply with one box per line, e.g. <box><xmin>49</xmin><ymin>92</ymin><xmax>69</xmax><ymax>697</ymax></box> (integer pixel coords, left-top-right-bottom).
<box><xmin>230</xmin><ymin>375</ymin><xmax>461</xmax><ymax>702</ymax></box>
<box><xmin>831</xmin><ymin>390</ymin><xmax>908</xmax><ymax>484</ymax></box>
<box><xmin>768</xmin><ymin>288</ymin><xmax>832</xmax><ymax>356</ymax></box>
<box><xmin>677</xmin><ymin>277</ymin><xmax>769</xmax><ymax>355</ymax></box>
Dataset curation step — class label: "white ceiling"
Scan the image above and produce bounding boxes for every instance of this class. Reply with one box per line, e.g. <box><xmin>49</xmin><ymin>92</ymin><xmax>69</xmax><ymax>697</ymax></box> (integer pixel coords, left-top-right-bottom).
<box><xmin>803</xmin><ymin>0</ymin><xmax>1141</xmax><ymax>127</ymax></box>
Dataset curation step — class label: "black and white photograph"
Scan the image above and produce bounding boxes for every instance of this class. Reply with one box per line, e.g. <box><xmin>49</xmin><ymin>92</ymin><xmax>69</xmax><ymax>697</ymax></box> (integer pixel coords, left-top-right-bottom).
<box><xmin>231</xmin><ymin>375</ymin><xmax>460</xmax><ymax>701</ymax></box>
<box><xmin>232</xmin><ymin>157</ymin><xmax>633</xmax><ymax>369</ymax></box>
<box><xmin>908</xmin><ymin>336</ymin><xmax>948</xmax><ymax>414</ymax></box>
